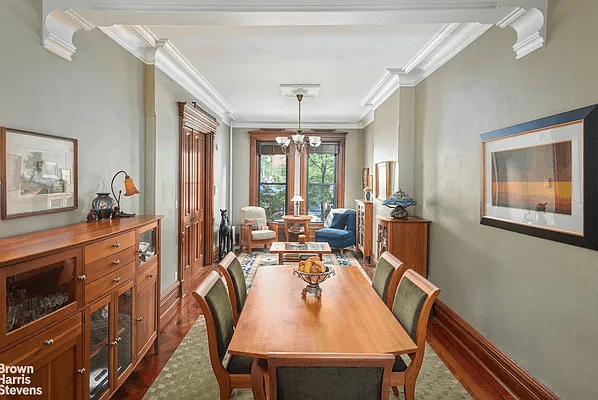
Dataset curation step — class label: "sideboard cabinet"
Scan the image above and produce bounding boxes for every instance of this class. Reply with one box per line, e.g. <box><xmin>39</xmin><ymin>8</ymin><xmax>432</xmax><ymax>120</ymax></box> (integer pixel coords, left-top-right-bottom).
<box><xmin>0</xmin><ymin>216</ymin><xmax>162</xmax><ymax>400</ymax></box>
<box><xmin>376</xmin><ymin>215</ymin><xmax>430</xmax><ymax>278</ymax></box>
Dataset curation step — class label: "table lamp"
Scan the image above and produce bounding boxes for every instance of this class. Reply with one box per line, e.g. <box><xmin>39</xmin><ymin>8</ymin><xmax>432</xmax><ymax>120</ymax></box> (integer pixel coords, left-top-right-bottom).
<box><xmin>291</xmin><ymin>195</ymin><xmax>304</xmax><ymax>217</ymax></box>
<box><xmin>111</xmin><ymin>170</ymin><xmax>140</xmax><ymax>218</ymax></box>
<box><xmin>383</xmin><ymin>189</ymin><xmax>416</xmax><ymax>219</ymax></box>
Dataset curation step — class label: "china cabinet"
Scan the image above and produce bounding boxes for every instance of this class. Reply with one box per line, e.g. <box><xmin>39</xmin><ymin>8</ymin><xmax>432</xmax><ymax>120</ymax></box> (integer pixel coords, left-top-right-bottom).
<box><xmin>0</xmin><ymin>216</ymin><xmax>161</xmax><ymax>399</ymax></box>
<box><xmin>355</xmin><ymin>200</ymin><xmax>373</xmax><ymax>261</ymax></box>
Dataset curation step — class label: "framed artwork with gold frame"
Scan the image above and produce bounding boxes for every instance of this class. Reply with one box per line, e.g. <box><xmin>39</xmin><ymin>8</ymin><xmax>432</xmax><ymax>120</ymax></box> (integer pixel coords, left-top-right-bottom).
<box><xmin>375</xmin><ymin>161</ymin><xmax>392</xmax><ymax>200</ymax></box>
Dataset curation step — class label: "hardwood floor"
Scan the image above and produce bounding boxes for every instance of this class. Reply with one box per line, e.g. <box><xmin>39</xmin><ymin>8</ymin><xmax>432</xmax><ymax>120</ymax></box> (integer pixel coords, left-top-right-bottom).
<box><xmin>112</xmin><ymin>250</ymin><xmax>512</xmax><ymax>400</ymax></box>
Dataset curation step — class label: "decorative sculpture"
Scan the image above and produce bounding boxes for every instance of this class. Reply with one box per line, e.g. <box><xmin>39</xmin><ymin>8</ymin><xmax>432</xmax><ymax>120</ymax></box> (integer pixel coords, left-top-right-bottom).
<box><xmin>218</xmin><ymin>209</ymin><xmax>233</xmax><ymax>260</ymax></box>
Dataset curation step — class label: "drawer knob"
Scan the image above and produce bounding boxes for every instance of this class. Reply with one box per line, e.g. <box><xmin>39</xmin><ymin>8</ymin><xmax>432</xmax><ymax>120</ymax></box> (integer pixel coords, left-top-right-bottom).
<box><xmin>148</xmin><ymin>273</ymin><xmax>154</xmax><ymax>278</ymax></box>
<box><xmin>78</xmin><ymin>275</ymin><xmax>86</xmax><ymax>281</ymax></box>
<box><xmin>45</xmin><ymin>339</ymin><xmax>54</xmax><ymax>346</ymax></box>
<box><xmin>77</xmin><ymin>368</ymin><xmax>86</xmax><ymax>375</ymax></box>
<box><xmin>113</xmin><ymin>260</ymin><xmax>121</xmax><ymax>265</ymax></box>
<box><xmin>137</xmin><ymin>317</ymin><xmax>143</xmax><ymax>322</ymax></box>
<box><xmin>113</xmin><ymin>242</ymin><xmax>120</xmax><ymax>248</ymax></box>
<box><xmin>113</xmin><ymin>277</ymin><xmax>121</xmax><ymax>283</ymax></box>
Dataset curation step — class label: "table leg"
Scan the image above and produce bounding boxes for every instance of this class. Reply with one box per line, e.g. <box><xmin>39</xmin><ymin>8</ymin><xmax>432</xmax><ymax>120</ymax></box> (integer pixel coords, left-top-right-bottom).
<box><xmin>318</xmin><ymin>253</ymin><xmax>323</xmax><ymax>261</ymax></box>
<box><xmin>279</xmin><ymin>253</ymin><xmax>283</xmax><ymax>264</ymax></box>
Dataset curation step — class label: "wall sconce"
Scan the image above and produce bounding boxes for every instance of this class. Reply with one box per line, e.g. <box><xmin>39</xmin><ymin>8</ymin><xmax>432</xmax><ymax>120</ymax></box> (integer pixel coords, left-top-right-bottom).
<box><xmin>111</xmin><ymin>170</ymin><xmax>139</xmax><ymax>218</ymax></box>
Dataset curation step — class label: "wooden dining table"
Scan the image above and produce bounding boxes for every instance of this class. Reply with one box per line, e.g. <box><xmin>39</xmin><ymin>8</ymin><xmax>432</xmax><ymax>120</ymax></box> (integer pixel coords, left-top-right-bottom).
<box><xmin>228</xmin><ymin>265</ymin><xmax>417</xmax><ymax>358</ymax></box>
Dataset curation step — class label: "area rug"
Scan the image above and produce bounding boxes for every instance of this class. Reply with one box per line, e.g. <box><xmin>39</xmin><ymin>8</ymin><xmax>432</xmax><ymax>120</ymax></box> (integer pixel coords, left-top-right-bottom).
<box><xmin>143</xmin><ymin>249</ymin><xmax>471</xmax><ymax>399</ymax></box>
<box><xmin>237</xmin><ymin>248</ymin><xmax>361</xmax><ymax>290</ymax></box>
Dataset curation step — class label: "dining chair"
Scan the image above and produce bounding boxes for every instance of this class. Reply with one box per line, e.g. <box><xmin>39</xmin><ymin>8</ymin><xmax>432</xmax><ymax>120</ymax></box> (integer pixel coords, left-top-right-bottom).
<box><xmin>371</xmin><ymin>251</ymin><xmax>409</xmax><ymax>309</ymax></box>
<box><xmin>192</xmin><ymin>271</ymin><xmax>252</xmax><ymax>400</ymax></box>
<box><xmin>252</xmin><ymin>352</ymin><xmax>395</xmax><ymax>400</ymax></box>
<box><xmin>217</xmin><ymin>251</ymin><xmax>247</xmax><ymax>326</ymax></box>
<box><xmin>390</xmin><ymin>269</ymin><xmax>441</xmax><ymax>400</ymax></box>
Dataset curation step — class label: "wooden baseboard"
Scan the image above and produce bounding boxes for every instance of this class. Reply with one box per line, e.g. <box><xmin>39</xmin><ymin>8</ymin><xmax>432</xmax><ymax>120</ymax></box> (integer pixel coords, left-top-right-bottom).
<box><xmin>160</xmin><ymin>281</ymin><xmax>181</xmax><ymax>329</ymax></box>
<box><xmin>434</xmin><ymin>300</ymin><xmax>560</xmax><ymax>400</ymax></box>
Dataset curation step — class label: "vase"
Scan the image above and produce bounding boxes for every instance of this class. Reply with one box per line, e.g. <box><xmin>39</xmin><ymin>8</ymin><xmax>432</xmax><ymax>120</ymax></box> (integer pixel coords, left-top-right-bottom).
<box><xmin>91</xmin><ymin>193</ymin><xmax>115</xmax><ymax>220</ymax></box>
<box><xmin>365</xmin><ymin>191</ymin><xmax>371</xmax><ymax>201</ymax></box>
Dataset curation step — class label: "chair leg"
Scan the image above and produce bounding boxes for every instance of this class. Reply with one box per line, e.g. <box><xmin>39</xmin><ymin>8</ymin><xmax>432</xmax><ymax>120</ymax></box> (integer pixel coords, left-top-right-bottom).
<box><xmin>391</xmin><ymin>386</ymin><xmax>400</xmax><ymax>397</ymax></box>
<box><xmin>404</xmin><ymin>381</ymin><xmax>415</xmax><ymax>400</ymax></box>
<box><xmin>248</xmin><ymin>244</ymin><xmax>252</xmax><ymax>253</ymax></box>
<box><xmin>219</xmin><ymin>382</ymin><xmax>232</xmax><ymax>400</ymax></box>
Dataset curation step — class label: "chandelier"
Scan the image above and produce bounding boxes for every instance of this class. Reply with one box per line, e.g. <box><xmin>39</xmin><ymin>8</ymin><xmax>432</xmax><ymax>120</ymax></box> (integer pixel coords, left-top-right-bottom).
<box><xmin>276</xmin><ymin>94</ymin><xmax>321</xmax><ymax>155</ymax></box>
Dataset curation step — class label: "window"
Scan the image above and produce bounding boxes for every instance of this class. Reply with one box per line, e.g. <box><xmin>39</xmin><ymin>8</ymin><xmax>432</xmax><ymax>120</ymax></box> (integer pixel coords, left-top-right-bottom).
<box><xmin>258</xmin><ymin>147</ymin><xmax>288</xmax><ymax>220</ymax></box>
<box><xmin>306</xmin><ymin>144</ymin><xmax>339</xmax><ymax>222</ymax></box>
<box><xmin>256</xmin><ymin>141</ymin><xmax>289</xmax><ymax>221</ymax></box>
<box><xmin>250</xmin><ymin>130</ymin><xmax>345</xmax><ymax>222</ymax></box>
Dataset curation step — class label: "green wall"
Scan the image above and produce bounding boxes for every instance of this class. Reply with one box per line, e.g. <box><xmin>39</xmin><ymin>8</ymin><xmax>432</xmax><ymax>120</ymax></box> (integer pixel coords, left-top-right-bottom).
<box><xmin>414</xmin><ymin>1</ymin><xmax>598</xmax><ymax>398</ymax></box>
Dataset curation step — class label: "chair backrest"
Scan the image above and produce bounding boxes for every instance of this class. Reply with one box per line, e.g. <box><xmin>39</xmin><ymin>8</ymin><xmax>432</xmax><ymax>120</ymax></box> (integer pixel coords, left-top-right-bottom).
<box><xmin>217</xmin><ymin>251</ymin><xmax>247</xmax><ymax>325</ymax></box>
<box><xmin>192</xmin><ymin>271</ymin><xmax>235</xmax><ymax>376</ymax></box>
<box><xmin>240</xmin><ymin>206</ymin><xmax>267</xmax><ymax>223</ymax></box>
<box><xmin>266</xmin><ymin>353</ymin><xmax>394</xmax><ymax>400</ymax></box>
<box><xmin>371</xmin><ymin>252</ymin><xmax>408</xmax><ymax>309</ymax></box>
<box><xmin>391</xmin><ymin>269</ymin><xmax>440</xmax><ymax>367</ymax></box>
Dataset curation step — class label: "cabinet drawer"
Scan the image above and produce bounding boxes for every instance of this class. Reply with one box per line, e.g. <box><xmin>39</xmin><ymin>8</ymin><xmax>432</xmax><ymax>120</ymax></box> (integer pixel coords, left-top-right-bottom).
<box><xmin>0</xmin><ymin>313</ymin><xmax>82</xmax><ymax>366</ymax></box>
<box><xmin>85</xmin><ymin>246</ymin><xmax>137</xmax><ymax>283</ymax></box>
<box><xmin>136</xmin><ymin>260</ymin><xmax>158</xmax><ymax>290</ymax></box>
<box><xmin>85</xmin><ymin>262</ymin><xmax>135</xmax><ymax>303</ymax></box>
<box><xmin>84</xmin><ymin>231</ymin><xmax>136</xmax><ymax>264</ymax></box>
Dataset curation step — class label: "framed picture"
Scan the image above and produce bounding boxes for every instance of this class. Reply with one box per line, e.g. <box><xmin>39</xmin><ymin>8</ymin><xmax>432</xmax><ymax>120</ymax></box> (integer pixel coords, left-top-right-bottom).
<box><xmin>362</xmin><ymin>167</ymin><xmax>369</xmax><ymax>189</ymax></box>
<box><xmin>375</xmin><ymin>161</ymin><xmax>392</xmax><ymax>200</ymax></box>
<box><xmin>480</xmin><ymin>104</ymin><xmax>598</xmax><ymax>250</ymax></box>
<box><xmin>1</xmin><ymin>127</ymin><xmax>78</xmax><ymax>219</ymax></box>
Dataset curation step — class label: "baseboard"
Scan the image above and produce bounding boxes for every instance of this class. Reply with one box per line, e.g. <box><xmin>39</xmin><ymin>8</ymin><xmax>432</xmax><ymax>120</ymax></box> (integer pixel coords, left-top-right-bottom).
<box><xmin>160</xmin><ymin>281</ymin><xmax>181</xmax><ymax>330</ymax></box>
<box><xmin>434</xmin><ymin>300</ymin><xmax>560</xmax><ymax>400</ymax></box>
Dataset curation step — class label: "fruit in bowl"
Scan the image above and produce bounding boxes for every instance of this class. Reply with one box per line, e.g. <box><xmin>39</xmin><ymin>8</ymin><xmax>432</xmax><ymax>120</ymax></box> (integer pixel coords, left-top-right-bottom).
<box><xmin>298</xmin><ymin>256</ymin><xmax>327</xmax><ymax>273</ymax></box>
<box><xmin>294</xmin><ymin>256</ymin><xmax>335</xmax><ymax>298</ymax></box>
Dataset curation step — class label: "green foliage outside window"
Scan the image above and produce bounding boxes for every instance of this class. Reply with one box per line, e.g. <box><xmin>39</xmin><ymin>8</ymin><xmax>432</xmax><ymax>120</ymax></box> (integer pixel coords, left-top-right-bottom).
<box><xmin>307</xmin><ymin>153</ymin><xmax>336</xmax><ymax>221</ymax></box>
<box><xmin>259</xmin><ymin>154</ymin><xmax>287</xmax><ymax>220</ymax></box>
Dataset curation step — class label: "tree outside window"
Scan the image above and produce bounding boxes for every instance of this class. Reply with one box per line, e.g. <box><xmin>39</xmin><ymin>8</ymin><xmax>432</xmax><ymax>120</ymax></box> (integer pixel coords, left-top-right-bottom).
<box><xmin>307</xmin><ymin>153</ymin><xmax>337</xmax><ymax>222</ymax></box>
<box><xmin>259</xmin><ymin>154</ymin><xmax>287</xmax><ymax>220</ymax></box>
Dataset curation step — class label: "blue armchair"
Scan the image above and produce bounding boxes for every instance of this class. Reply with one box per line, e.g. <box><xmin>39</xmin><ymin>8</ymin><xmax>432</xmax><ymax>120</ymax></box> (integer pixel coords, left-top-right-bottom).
<box><xmin>315</xmin><ymin>209</ymin><xmax>356</xmax><ymax>251</ymax></box>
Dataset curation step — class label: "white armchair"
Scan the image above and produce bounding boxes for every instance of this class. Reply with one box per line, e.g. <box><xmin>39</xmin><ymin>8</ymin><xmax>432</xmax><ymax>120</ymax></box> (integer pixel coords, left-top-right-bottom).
<box><xmin>239</xmin><ymin>206</ymin><xmax>278</xmax><ymax>253</ymax></box>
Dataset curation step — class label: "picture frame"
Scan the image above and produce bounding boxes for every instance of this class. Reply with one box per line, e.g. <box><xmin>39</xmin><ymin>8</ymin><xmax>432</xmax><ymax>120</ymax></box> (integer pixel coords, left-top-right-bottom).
<box><xmin>480</xmin><ymin>104</ymin><xmax>598</xmax><ymax>250</ymax></box>
<box><xmin>1</xmin><ymin>127</ymin><xmax>78</xmax><ymax>219</ymax></box>
<box><xmin>362</xmin><ymin>167</ymin><xmax>369</xmax><ymax>189</ymax></box>
<box><xmin>375</xmin><ymin>161</ymin><xmax>392</xmax><ymax>200</ymax></box>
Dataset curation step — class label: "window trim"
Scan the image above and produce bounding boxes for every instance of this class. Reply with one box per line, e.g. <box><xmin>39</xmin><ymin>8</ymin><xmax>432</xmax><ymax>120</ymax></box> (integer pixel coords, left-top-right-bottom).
<box><xmin>249</xmin><ymin>129</ymin><xmax>346</xmax><ymax>217</ymax></box>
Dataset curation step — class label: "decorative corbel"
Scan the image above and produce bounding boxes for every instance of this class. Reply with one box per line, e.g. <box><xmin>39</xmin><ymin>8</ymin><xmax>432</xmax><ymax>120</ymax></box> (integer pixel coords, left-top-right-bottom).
<box><xmin>498</xmin><ymin>7</ymin><xmax>545</xmax><ymax>60</ymax></box>
<box><xmin>43</xmin><ymin>9</ymin><xmax>93</xmax><ymax>61</ymax></box>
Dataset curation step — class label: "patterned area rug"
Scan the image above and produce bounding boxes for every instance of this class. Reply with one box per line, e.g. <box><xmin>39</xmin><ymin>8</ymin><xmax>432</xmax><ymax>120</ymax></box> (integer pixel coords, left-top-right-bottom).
<box><xmin>143</xmin><ymin>249</ymin><xmax>471</xmax><ymax>400</ymax></box>
<box><xmin>237</xmin><ymin>248</ymin><xmax>361</xmax><ymax>291</ymax></box>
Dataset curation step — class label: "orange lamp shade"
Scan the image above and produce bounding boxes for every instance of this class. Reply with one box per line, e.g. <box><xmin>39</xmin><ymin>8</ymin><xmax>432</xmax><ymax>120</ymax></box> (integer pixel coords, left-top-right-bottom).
<box><xmin>124</xmin><ymin>176</ymin><xmax>139</xmax><ymax>196</ymax></box>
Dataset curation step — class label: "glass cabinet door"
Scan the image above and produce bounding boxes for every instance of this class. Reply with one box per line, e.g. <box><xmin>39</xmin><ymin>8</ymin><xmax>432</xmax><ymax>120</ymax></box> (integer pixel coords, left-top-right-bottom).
<box><xmin>116</xmin><ymin>286</ymin><xmax>133</xmax><ymax>382</ymax></box>
<box><xmin>89</xmin><ymin>299</ymin><xmax>110</xmax><ymax>400</ymax></box>
<box><xmin>5</xmin><ymin>257</ymin><xmax>77</xmax><ymax>334</ymax></box>
<box><xmin>138</xmin><ymin>226</ymin><xmax>157</xmax><ymax>266</ymax></box>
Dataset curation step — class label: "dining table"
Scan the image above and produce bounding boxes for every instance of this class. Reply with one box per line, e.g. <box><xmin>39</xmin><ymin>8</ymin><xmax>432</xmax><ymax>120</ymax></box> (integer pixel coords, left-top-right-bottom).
<box><xmin>227</xmin><ymin>265</ymin><xmax>417</xmax><ymax>358</ymax></box>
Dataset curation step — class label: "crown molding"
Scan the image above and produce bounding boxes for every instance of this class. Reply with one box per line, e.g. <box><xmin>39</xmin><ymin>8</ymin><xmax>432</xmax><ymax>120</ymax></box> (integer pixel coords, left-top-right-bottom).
<box><xmin>99</xmin><ymin>25</ymin><xmax>237</xmax><ymax>121</ymax></box>
<box><xmin>232</xmin><ymin>120</ymin><xmax>364</xmax><ymax>130</ymax></box>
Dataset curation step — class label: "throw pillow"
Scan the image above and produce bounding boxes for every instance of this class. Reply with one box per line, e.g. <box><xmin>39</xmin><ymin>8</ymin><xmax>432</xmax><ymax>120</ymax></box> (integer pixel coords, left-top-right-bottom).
<box><xmin>330</xmin><ymin>212</ymin><xmax>350</xmax><ymax>229</ymax></box>
<box><xmin>344</xmin><ymin>210</ymin><xmax>356</xmax><ymax>233</ymax></box>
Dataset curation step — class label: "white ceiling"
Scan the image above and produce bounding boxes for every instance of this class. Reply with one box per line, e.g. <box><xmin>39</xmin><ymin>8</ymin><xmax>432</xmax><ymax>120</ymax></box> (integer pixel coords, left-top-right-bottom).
<box><xmin>41</xmin><ymin>1</ymin><xmax>548</xmax><ymax>127</ymax></box>
<box><xmin>149</xmin><ymin>24</ymin><xmax>446</xmax><ymax>125</ymax></box>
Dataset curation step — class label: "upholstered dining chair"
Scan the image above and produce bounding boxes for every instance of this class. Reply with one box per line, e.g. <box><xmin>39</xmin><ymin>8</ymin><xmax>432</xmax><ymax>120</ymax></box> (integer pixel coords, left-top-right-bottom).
<box><xmin>252</xmin><ymin>352</ymin><xmax>395</xmax><ymax>400</ymax></box>
<box><xmin>217</xmin><ymin>251</ymin><xmax>247</xmax><ymax>326</ymax></box>
<box><xmin>390</xmin><ymin>269</ymin><xmax>441</xmax><ymax>400</ymax></box>
<box><xmin>192</xmin><ymin>271</ymin><xmax>252</xmax><ymax>400</ymax></box>
<box><xmin>239</xmin><ymin>206</ymin><xmax>278</xmax><ymax>253</ymax></box>
<box><xmin>371</xmin><ymin>251</ymin><xmax>409</xmax><ymax>309</ymax></box>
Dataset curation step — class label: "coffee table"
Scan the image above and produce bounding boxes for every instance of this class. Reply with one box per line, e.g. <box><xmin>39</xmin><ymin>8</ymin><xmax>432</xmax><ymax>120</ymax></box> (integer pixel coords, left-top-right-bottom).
<box><xmin>269</xmin><ymin>241</ymin><xmax>332</xmax><ymax>264</ymax></box>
